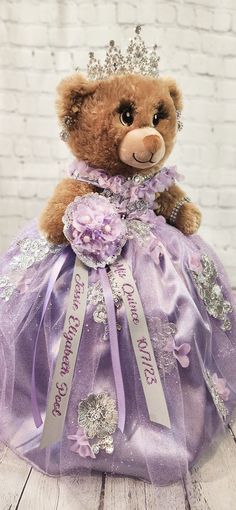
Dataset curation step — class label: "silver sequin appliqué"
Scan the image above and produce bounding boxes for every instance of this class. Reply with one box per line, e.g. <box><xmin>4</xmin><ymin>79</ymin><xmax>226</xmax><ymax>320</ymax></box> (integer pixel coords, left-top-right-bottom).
<box><xmin>10</xmin><ymin>237</ymin><xmax>60</xmax><ymax>270</ymax></box>
<box><xmin>204</xmin><ymin>369</ymin><xmax>229</xmax><ymax>422</ymax></box>
<box><xmin>0</xmin><ymin>276</ymin><xmax>15</xmax><ymax>302</ymax></box>
<box><xmin>127</xmin><ymin>219</ymin><xmax>151</xmax><ymax>247</ymax></box>
<box><xmin>87</xmin><ymin>275</ymin><xmax>122</xmax><ymax>339</ymax></box>
<box><xmin>0</xmin><ymin>236</ymin><xmax>61</xmax><ymax>301</ymax></box>
<box><xmin>148</xmin><ymin>317</ymin><xmax>177</xmax><ymax>376</ymax></box>
<box><xmin>78</xmin><ymin>393</ymin><xmax>118</xmax><ymax>455</ymax></box>
<box><xmin>191</xmin><ymin>254</ymin><xmax>233</xmax><ymax>332</ymax></box>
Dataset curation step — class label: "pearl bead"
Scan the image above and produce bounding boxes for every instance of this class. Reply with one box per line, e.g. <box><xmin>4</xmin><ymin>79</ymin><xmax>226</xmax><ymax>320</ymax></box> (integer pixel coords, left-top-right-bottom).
<box><xmin>81</xmin><ymin>215</ymin><xmax>90</xmax><ymax>224</ymax></box>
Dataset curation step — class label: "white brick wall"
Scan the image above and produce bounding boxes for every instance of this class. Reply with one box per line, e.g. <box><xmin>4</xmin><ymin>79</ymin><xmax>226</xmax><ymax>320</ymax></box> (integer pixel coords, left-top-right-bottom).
<box><xmin>0</xmin><ymin>0</ymin><xmax>236</xmax><ymax>285</ymax></box>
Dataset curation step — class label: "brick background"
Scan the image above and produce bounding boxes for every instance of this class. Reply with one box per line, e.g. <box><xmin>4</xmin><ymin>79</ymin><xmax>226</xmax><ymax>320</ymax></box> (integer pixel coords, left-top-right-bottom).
<box><xmin>0</xmin><ymin>0</ymin><xmax>236</xmax><ymax>285</ymax></box>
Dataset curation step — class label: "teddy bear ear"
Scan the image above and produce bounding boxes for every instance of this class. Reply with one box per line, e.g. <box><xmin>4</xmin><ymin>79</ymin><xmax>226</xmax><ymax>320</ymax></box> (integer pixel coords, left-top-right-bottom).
<box><xmin>56</xmin><ymin>73</ymin><xmax>99</xmax><ymax>122</ymax></box>
<box><xmin>163</xmin><ymin>77</ymin><xmax>183</xmax><ymax>112</ymax></box>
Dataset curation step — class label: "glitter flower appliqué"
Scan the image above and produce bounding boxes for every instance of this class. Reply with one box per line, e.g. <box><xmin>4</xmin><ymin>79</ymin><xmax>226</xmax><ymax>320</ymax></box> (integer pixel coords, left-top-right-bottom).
<box><xmin>191</xmin><ymin>254</ymin><xmax>233</xmax><ymax>332</ymax></box>
<box><xmin>75</xmin><ymin>393</ymin><xmax>118</xmax><ymax>456</ymax></box>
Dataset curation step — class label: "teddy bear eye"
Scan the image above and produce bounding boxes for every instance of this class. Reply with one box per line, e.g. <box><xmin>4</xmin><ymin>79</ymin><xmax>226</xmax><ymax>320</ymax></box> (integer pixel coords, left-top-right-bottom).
<box><xmin>120</xmin><ymin>108</ymin><xmax>134</xmax><ymax>126</ymax></box>
<box><xmin>152</xmin><ymin>102</ymin><xmax>169</xmax><ymax>127</ymax></box>
<box><xmin>152</xmin><ymin>112</ymin><xmax>160</xmax><ymax>127</ymax></box>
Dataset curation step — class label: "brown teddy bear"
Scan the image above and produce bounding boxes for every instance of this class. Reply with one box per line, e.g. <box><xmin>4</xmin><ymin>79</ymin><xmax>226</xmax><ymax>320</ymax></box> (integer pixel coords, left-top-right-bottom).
<box><xmin>2</xmin><ymin>27</ymin><xmax>235</xmax><ymax>489</ymax></box>
<box><xmin>39</xmin><ymin>72</ymin><xmax>201</xmax><ymax>244</ymax></box>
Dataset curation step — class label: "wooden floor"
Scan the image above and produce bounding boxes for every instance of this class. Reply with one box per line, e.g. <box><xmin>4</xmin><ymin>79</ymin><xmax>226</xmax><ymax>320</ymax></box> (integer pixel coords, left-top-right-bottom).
<box><xmin>1</xmin><ymin>423</ymin><xmax>236</xmax><ymax>510</ymax></box>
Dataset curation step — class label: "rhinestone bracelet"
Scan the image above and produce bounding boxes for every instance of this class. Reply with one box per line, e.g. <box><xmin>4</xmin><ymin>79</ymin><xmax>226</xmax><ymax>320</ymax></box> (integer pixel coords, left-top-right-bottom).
<box><xmin>169</xmin><ymin>196</ymin><xmax>191</xmax><ymax>225</ymax></box>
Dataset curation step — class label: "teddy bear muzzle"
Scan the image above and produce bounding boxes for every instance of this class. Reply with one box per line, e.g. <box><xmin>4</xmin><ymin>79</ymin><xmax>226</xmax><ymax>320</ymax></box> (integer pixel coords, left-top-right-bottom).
<box><xmin>119</xmin><ymin>127</ymin><xmax>166</xmax><ymax>169</ymax></box>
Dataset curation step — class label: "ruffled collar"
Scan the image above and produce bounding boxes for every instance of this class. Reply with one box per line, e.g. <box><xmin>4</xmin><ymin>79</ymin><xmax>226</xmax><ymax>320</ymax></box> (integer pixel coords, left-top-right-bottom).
<box><xmin>68</xmin><ymin>160</ymin><xmax>182</xmax><ymax>202</ymax></box>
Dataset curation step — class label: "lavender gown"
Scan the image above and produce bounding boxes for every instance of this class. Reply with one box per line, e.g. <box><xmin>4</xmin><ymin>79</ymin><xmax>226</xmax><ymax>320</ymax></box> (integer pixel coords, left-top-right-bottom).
<box><xmin>0</xmin><ymin>161</ymin><xmax>236</xmax><ymax>487</ymax></box>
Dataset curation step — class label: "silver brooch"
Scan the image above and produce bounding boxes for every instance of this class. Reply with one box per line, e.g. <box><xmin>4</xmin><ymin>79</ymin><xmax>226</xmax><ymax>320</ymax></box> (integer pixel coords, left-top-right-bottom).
<box><xmin>78</xmin><ymin>393</ymin><xmax>118</xmax><ymax>455</ymax></box>
<box><xmin>191</xmin><ymin>254</ymin><xmax>233</xmax><ymax>332</ymax></box>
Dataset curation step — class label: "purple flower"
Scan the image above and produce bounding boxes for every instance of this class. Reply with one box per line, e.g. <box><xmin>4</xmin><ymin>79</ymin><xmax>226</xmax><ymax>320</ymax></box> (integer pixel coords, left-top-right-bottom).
<box><xmin>166</xmin><ymin>339</ymin><xmax>191</xmax><ymax>368</ymax></box>
<box><xmin>212</xmin><ymin>373</ymin><xmax>230</xmax><ymax>401</ymax></box>
<box><xmin>68</xmin><ymin>426</ymin><xmax>96</xmax><ymax>458</ymax></box>
<box><xmin>69</xmin><ymin>160</ymin><xmax>182</xmax><ymax>200</ymax></box>
<box><xmin>63</xmin><ymin>193</ymin><xmax>127</xmax><ymax>268</ymax></box>
<box><xmin>189</xmin><ymin>253</ymin><xmax>202</xmax><ymax>271</ymax></box>
<box><xmin>137</xmin><ymin>186</ymin><xmax>156</xmax><ymax>204</ymax></box>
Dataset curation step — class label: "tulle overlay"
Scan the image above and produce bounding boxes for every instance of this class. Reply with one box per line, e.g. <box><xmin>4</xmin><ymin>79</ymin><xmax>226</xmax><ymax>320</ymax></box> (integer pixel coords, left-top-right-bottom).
<box><xmin>0</xmin><ymin>211</ymin><xmax>236</xmax><ymax>486</ymax></box>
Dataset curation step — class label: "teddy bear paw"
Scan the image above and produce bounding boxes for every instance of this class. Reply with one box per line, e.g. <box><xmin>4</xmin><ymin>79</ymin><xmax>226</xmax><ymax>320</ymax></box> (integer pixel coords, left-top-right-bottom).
<box><xmin>175</xmin><ymin>203</ymin><xmax>201</xmax><ymax>235</ymax></box>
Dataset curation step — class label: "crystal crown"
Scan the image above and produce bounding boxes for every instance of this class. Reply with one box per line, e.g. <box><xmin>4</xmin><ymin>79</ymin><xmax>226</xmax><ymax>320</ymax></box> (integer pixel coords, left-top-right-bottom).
<box><xmin>86</xmin><ymin>25</ymin><xmax>160</xmax><ymax>81</ymax></box>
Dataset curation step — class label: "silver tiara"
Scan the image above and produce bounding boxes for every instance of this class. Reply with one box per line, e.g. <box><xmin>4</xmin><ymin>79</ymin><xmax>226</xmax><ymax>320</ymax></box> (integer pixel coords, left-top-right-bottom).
<box><xmin>85</xmin><ymin>25</ymin><xmax>160</xmax><ymax>81</ymax></box>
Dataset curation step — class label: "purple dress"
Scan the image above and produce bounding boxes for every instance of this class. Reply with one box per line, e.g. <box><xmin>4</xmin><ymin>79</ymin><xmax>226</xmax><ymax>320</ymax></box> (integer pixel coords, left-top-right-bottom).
<box><xmin>0</xmin><ymin>161</ymin><xmax>235</xmax><ymax>487</ymax></box>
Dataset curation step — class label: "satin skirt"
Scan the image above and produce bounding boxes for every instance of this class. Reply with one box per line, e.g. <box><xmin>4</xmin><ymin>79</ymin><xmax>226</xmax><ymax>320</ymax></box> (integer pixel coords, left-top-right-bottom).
<box><xmin>0</xmin><ymin>217</ymin><xmax>236</xmax><ymax>486</ymax></box>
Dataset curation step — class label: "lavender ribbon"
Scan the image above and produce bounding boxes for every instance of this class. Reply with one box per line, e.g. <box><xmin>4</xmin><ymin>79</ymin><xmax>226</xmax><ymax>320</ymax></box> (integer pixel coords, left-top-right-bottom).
<box><xmin>31</xmin><ymin>249</ymin><xmax>69</xmax><ymax>428</ymax></box>
<box><xmin>99</xmin><ymin>268</ymin><xmax>126</xmax><ymax>432</ymax></box>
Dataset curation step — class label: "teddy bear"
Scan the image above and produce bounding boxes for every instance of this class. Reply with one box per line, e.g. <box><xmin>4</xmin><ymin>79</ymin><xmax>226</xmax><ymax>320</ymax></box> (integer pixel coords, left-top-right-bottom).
<box><xmin>39</xmin><ymin>72</ymin><xmax>201</xmax><ymax>244</ymax></box>
<box><xmin>0</xmin><ymin>27</ymin><xmax>235</xmax><ymax>488</ymax></box>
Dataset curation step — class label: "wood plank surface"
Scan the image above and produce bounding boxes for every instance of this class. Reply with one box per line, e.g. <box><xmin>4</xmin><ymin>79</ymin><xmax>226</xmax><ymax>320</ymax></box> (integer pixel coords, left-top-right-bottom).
<box><xmin>1</xmin><ymin>430</ymin><xmax>236</xmax><ymax>510</ymax></box>
<box><xmin>16</xmin><ymin>469</ymin><xmax>103</xmax><ymax>510</ymax></box>
<box><xmin>0</xmin><ymin>443</ymin><xmax>31</xmax><ymax>510</ymax></box>
<box><xmin>186</xmin><ymin>428</ymin><xmax>236</xmax><ymax>510</ymax></box>
<box><xmin>103</xmin><ymin>475</ymin><xmax>187</xmax><ymax>510</ymax></box>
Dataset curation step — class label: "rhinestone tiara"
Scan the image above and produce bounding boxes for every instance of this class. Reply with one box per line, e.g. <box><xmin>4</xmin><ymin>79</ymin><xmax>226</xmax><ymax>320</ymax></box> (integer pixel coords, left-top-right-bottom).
<box><xmin>85</xmin><ymin>25</ymin><xmax>160</xmax><ymax>81</ymax></box>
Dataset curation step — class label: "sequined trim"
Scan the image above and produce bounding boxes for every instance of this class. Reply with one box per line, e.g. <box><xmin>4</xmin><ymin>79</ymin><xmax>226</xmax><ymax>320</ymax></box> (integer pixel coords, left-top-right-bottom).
<box><xmin>204</xmin><ymin>369</ymin><xmax>229</xmax><ymax>422</ymax></box>
<box><xmin>78</xmin><ymin>393</ymin><xmax>118</xmax><ymax>455</ymax></box>
<box><xmin>0</xmin><ymin>276</ymin><xmax>15</xmax><ymax>302</ymax></box>
<box><xmin>191</xmin><ymin>254</ymin><xmax>233</xmax><ymax>332</ymax></box>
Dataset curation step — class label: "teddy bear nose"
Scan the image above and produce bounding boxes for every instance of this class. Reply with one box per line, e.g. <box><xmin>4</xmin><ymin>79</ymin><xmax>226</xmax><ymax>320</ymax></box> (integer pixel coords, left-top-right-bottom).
<box><xmin>119</xmin><ymin>126</ymin><xmax>166</xmax><ymax>169</ymax></box>
<box><xmin>143</xmin><ymin>134</ymin><xmax>162</xmax><ymax>153</ymax></box>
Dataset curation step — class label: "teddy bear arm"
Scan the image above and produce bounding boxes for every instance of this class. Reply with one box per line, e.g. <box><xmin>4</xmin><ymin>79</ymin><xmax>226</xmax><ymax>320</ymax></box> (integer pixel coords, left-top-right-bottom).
<box><xmin>157</xmin><ymin>184</ymin><xmax>201</xmax><ymax>235</ymax></box>
<box><xmin>39</xmin><ymin>178</ymin><xmax>95</xmax><ymax>244</ymax></box>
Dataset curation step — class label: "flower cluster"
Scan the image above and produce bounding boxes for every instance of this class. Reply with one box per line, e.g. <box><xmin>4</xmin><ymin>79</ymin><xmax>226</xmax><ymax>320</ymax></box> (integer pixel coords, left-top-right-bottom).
<box><xmin>63</xmin><ymin>193</ymin><xmax>127</xmax><ymax>268</ymax></box>
<box><xmin>68</xmin><ymin>393</ymin><xmax>118</xmax><ymax>458</ymax></box>
<box><xmin>69</xmin><ymin>160</ymin><xmax>181</xmax><ymax>210</ymax></box>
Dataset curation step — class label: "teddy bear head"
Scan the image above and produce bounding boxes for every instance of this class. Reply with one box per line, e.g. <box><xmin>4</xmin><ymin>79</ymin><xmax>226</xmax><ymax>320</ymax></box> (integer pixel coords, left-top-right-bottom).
<box><xmin>57</xmin><ymin>72</ymin><xmax>182</xmax><ymax>177</ymax></box>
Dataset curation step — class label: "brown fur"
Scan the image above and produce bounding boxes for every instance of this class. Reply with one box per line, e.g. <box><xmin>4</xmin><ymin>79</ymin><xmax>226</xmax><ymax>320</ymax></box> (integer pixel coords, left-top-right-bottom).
<box><xmin>39</xmin><ymin>73</ymin><xmax>201</xmax><ymax>243</ymax></box>
<box><xmin>158</xmin><ymin>184</ymin><xmax>202</xmax><ymax>235</ymax></box>
<box><xmin>56</xmin><ymin>73</ymin><xmax>182</xmax><ymax>176</ymax></box>
<box><xmin>39</xmin><ymin>179</ymin><xmax>96</xmax><ymax>244</ymax></box>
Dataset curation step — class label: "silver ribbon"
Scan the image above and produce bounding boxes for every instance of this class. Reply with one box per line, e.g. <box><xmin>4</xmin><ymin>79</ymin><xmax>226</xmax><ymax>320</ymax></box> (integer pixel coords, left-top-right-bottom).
<box><xmin>40</xmin><ymin>258</ymin><xmax>88</xmax><ymax>449</ymax></box>
<box><xmin>111</xmin><ymin>259</ymin><xmax>171</xmax><ymax>428</ymax></box>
